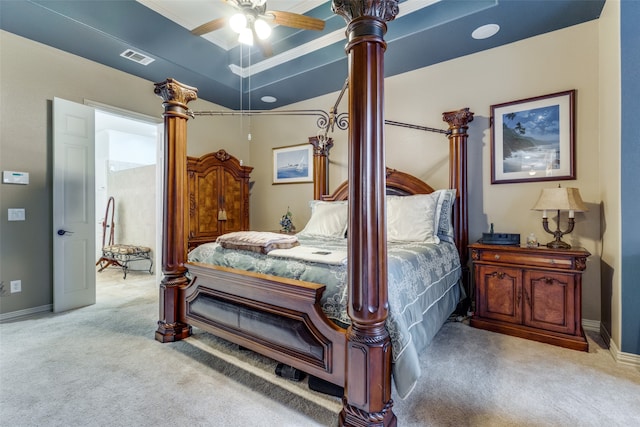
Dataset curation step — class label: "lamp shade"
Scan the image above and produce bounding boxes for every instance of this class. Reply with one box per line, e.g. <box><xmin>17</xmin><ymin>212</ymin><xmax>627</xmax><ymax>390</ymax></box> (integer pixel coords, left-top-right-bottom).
<box><xmin>532</xmin><ymin>187</ymin><xmax>588</xmax><ymax>212</ymax></box>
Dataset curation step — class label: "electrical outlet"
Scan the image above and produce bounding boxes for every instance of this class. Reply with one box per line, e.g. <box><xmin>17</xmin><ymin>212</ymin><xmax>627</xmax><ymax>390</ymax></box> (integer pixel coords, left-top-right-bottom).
<box><xmin>10</xmin><ymin>280</ymin><xmax>21</xmax><ymax>293</ymax></box>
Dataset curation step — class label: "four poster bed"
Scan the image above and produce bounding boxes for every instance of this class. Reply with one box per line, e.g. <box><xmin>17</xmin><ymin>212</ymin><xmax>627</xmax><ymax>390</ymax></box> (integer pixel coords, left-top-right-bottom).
<box><xmin>154</xmin><ymin>2</ymin><xmax>473</xmax><ymax>425</ymax></box>
<box><xmin>186</xmin><ymin>162</ymin><xmax>464</xmax><ymax>400</ymax></box>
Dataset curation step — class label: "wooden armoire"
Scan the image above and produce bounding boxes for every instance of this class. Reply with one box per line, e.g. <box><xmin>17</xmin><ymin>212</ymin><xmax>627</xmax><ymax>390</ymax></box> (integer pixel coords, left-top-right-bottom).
<box><xmin>186</xmin><ymin>150</ymin><xmax>253</xmax><ymax>251</ymax></box>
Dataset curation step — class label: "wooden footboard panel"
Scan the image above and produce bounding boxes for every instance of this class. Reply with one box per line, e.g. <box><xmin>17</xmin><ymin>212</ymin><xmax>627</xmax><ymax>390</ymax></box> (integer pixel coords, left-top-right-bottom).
<box><xmin>183</xmin><ymin>262</ymin><xmax>347</xmax><ymax>386</ymax></box>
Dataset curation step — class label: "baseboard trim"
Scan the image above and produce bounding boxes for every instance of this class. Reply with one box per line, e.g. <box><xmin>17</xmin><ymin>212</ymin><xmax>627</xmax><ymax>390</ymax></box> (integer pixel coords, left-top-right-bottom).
<box><xmin>582</xmin><ymin>318</ymin><xmax>600</xmax><ymax>332</ymax></box>
<box><xmin>0</xmin><ymin>304</ymin><xmax>52</xmax><ymax>322</ymax></box>
<box><xmin>608</xmin><ymin>337</ymin><xmax>640</xmax><ymax>368</ymax></box>
<box><xmin>598</xmin><ymin>322</ymin><xmax>640</xmax><ymax>368</ymax></box>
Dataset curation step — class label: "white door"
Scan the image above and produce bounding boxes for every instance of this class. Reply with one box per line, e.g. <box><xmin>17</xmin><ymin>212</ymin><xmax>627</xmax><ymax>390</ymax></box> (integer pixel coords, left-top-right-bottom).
<box><xmin>53</xmin><ymin>97</ymin><xmax>96</xmax><ymax>312</ymax></box>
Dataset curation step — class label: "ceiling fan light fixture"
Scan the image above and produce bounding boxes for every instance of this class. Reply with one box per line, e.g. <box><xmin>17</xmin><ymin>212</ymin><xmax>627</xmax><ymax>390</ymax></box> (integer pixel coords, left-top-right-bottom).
<box><xmin>238</xmin><ymin>27</ymin><xmax>254</xmax><ymax>45</ymax></box>
<box><xmin>254</xmin><ymin>18</ymin><xmax>271</xmax><ymax>40</ymax></box>
<box><xmin>230</xmin><ymin>13</ymin><xmax>247</xmax><ymax>33</ymax></box>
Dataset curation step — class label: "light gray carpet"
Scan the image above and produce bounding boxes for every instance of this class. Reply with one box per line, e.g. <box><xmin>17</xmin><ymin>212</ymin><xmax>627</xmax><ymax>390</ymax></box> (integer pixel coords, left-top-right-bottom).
<box><xmin>1</xmin><ymin>269</ymin><xmax>639</xmax><ymax>426</ymax></box>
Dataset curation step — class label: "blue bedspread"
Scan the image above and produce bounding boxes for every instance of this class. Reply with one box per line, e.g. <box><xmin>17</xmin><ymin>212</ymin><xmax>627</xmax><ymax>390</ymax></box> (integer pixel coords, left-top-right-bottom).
<box><xmin>188</xmin><ymin>235</ymin><xmax>462</xmax><ymax>398</ymax></box>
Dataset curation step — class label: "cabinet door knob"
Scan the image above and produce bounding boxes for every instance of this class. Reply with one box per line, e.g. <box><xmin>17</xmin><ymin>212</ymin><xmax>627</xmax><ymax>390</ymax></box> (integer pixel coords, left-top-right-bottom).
<box><xmin>494</xmin><ymin>254</ymin><xmax>500</xmax><ymax>260</ymax></box>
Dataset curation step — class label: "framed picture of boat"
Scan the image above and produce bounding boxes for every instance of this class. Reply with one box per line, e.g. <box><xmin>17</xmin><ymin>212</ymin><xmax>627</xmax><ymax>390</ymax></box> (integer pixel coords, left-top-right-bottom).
<box><xmin>272</xmin><ymin>143</ymin><xmax>313</xmax><ymax>184</ymax></box>
<box><xmin>491</xmin><ymin>90</ymin><xmax>576</xmax><ymax>184</ymax></box>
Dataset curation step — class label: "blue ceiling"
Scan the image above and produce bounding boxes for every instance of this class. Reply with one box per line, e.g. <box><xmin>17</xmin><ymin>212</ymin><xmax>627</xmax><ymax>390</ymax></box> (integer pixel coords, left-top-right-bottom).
<box><xmin>0</xmin><ymin>0</ymin><xmax>605</xmax><ymax>110</ymax></box>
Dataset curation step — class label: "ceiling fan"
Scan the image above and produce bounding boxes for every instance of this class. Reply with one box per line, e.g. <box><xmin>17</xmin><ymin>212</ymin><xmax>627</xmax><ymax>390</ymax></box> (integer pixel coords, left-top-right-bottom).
<box><xmin>191</xmin><ymin>0</ymin><xmax>325</xmax><ymax>56</ymax></box>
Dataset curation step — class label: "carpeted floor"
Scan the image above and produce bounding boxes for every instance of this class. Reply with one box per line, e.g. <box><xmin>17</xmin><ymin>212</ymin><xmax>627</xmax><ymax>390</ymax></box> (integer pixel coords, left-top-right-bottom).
<box><xmin>1</xmin><ymin>268</ymin><xmax>639</xmax><ymax>426</ymax></box>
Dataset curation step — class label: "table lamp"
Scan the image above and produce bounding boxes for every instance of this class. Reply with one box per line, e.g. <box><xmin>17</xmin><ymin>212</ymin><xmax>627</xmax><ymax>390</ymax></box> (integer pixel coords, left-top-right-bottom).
<box><xmin>531</xmin><ymin>186</ymin><xmax>588</xmax><ymax>249</ymax></box>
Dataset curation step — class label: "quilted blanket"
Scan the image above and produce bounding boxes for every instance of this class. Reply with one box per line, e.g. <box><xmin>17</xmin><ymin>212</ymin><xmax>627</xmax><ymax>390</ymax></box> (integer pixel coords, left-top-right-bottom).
<box><xmin>188</xmin><ymin>234</ymin><xmax>462</xmax><ymax>398</ymax></box>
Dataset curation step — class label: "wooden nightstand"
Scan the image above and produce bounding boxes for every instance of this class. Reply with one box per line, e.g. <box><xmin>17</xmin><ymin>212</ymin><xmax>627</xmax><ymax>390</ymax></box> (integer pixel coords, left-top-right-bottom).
<box><xmin>468</xmin><ymin>242</ymin><xmax>590</xmax><ymax>351</ymax></box>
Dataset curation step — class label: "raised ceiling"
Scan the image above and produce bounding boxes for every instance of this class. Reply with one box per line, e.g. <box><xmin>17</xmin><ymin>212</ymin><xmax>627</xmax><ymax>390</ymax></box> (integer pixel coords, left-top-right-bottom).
<box><xmin>0</xmin><ymin>0</ymin><xmax>605</xmax><ymax>110</ymax></box>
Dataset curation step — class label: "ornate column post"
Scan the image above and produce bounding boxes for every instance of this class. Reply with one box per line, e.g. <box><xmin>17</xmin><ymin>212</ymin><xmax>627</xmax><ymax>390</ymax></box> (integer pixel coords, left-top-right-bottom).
<box><xmin>443</xmin><ymin>108</ymin><xmax>474</xmax><ymax>270</ymax></box>
<box><xmin>309</xmin><ymin>136</ymin><xmax>334</xmax><ymax>200</ymax></box>
<box><xmin>332</xmin><ymin>1</ymin><xmax>399</xmax><ymax>426</ymax></box>
<box><xmin>154</xmin><ymin>78</ymin><xmax>197</xmax><ymax>343</ymax></box>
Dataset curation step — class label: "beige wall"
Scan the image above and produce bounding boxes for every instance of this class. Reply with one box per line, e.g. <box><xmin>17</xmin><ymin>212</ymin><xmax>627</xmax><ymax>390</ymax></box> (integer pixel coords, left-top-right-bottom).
<box><xmin>249</xmin><ymin>20</ymin><xmax>604</xmax><ymax>322</ymax></box>
<box><xmin>597</xmin><ymin>0</ymin><xmax>621</xmax><ymax>348</ymax></box>
<box><xmin>0</xmin><ymin>30</ymin><xmax>247</xmax><ymax>315</ymax></box>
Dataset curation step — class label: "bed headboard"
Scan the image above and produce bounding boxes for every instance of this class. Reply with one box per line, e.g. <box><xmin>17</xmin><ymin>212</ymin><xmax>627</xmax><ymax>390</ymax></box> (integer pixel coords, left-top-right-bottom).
<box><xmin>311</xmin><ymin>107</ymin><xmax>473</xmax><ymax>270</ymax></box>
<box><xmin>321</xmin><ymin>168</ymin><xmax>435</xmax><ymax>201</ymax></box>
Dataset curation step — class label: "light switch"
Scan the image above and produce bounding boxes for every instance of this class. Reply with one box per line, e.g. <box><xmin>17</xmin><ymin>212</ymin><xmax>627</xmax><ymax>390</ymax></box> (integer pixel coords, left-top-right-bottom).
<box><xmin>8</xmin><ymin>208</ymin><xmax>25</xmax><ymax>221</ymax></box>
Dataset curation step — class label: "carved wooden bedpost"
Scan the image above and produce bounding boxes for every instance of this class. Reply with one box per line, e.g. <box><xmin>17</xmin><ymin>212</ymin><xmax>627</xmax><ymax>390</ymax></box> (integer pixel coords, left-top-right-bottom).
<box><xmin>443</xmin><ymin>108</ymin><xmax>474</xmax><ymax>273</ymax></box>
<box><xmin>154</xmin><ymin>78</ymin><xmax>197</xmax><ymax>343</ymax></box>
<box><xmin>332</xmin><ymin>1</ymin><xmax>399</xmax><ymax>426</ymax></box>
<box><xmin>309</xmin><ymin>136</ymin><xmax>334</xmax><ymax>200</ymax></box>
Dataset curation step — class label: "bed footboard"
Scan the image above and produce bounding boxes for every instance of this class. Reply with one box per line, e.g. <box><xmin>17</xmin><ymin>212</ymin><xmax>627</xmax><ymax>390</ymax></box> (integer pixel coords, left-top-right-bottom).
<box><xmin>183</xmin><ymin>262</ymin><xmax>347</xmax><ymax>387</ymax></box>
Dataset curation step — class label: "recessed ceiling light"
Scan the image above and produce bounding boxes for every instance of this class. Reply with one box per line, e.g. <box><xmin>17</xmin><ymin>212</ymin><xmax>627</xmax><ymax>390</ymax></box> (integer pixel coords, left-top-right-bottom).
<box><xmin>472</xmin><ymin>24</ymin><xmax>500</xmax><ymax>40</ymax></box>
<box><xmin>261</xmin><ymin>95</ymin><xmax>277</xmax><ymax>103</ymax></box>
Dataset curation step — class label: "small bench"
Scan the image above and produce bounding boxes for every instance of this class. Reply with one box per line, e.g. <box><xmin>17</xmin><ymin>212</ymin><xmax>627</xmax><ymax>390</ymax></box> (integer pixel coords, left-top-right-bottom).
<box><xmin>97</xmin><ymin>244</ymin><xmax>153</xmax><ymax>279</ymax></box>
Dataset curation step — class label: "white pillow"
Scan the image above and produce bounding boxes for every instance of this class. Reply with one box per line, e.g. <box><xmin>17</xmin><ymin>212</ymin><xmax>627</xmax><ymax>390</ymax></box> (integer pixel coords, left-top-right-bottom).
<box><xmin>298</xmin><ymin>200</ymin><xmax>348</xmax><ymax>238</ymax></box>
<box><xmin>434</xmin><ymin>189</ymin><xmax>456</xmax><ymax>243</ymax></box>
<box><xmin>386</xmin><ymin>193</ymin><xmax>440</xmax><ymax>243</ymax></box>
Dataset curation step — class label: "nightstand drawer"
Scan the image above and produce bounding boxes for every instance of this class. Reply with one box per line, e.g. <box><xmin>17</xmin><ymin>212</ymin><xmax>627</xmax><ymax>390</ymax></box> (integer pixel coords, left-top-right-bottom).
<box><xmin>478</xmin><ymin>250</ymin><xmax>572</xmax><ymax>269</ymax></box>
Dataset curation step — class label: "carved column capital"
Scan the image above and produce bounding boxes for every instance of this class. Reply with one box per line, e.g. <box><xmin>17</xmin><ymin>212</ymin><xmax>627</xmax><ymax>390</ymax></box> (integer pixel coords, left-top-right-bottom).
<box><xmin>154</xmin><ymin>78</ymin><xmax>198</xmax><ymax>118</ymax></box>
<box><xmin>332</xmin><ymin>0</ymin><xmax>399</xmax><ymax>23</ymax></box>
<box><xmin>443</xmin><ymin>108</ymin><xmax>475</xmax><ymax>133</ymax></box>
<box><xmin>309</xmin><ymin>136</ymin><xmax>335</xmax><ymax>157</ymax></box>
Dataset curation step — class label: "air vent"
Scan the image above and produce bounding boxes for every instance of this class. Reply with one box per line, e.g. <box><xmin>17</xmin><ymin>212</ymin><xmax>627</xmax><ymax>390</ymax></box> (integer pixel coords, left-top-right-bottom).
<box><xmin>120</xmin><ymin>49</ymin><xmax>155</xmax><ymax>66</ymax></box>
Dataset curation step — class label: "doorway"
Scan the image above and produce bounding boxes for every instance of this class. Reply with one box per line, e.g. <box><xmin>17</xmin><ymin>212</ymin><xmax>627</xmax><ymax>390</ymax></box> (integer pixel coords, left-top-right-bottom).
<box><xmin>93</xmin><ymin>106</ymin><xmax>162</xmax><ymax>285</ymax></box>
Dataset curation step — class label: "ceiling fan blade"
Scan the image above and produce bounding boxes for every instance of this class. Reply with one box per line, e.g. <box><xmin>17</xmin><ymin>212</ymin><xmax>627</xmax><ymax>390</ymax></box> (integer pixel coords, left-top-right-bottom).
<box><xmin>191</xmin><ymin>17</ymin><xmax>227</xmax><ymax>36</ymax></box>
<box><xmin>268</xmin><ymin>10</ymin><xmax>325</xmax><ymax>31</ymax></box>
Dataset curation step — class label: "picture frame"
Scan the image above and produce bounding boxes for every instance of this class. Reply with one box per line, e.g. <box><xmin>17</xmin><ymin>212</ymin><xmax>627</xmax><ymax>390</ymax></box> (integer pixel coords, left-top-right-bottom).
<box><xmin>491</xmin><ymin>90</ymin><xmax>576</xmax><ymax>184</ymax></box>
<box><xmin>272</xmin><ymin>143</ymin><xmax>313</xmax><ymax>184</ymax></box>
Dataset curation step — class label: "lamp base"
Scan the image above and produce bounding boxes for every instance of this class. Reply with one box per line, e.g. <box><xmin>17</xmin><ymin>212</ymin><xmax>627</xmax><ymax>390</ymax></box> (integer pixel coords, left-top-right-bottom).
<box><xmin>541</xmin><ymin>215</ymin><xmax>575</xmax><ymax>250</ymax></box>
<box><xmin>546</xmin><ymin>240</ymin><xmax>572</xmax><ymax>249</ymax></box>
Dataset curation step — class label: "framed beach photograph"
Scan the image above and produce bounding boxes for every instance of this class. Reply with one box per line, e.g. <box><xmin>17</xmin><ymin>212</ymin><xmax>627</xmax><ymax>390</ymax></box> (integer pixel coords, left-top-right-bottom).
<box><xmin>491</xmin><ymin>90</ymin><xmax>576</xmax><ymax>184</ymax></box>
<box><xmin>272</xmin><ymin>143</ymin><xmax>313</xmax><ymax>184</ymax></box>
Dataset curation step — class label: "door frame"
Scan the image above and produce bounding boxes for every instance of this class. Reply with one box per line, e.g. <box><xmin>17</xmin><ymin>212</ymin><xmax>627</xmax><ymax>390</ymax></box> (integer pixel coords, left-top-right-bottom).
<box><xmin>85</xmin><ymin>100</ymin><xmax>163</xmax><ymax>283</ymax></box>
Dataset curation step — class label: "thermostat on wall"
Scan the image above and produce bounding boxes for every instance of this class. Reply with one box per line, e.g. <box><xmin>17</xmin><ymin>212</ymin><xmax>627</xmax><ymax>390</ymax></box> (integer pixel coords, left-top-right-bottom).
<box><xmin>3</xmin><ymin>171</ymin><xmax>29</xmax><ymax>185</ymax></box>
